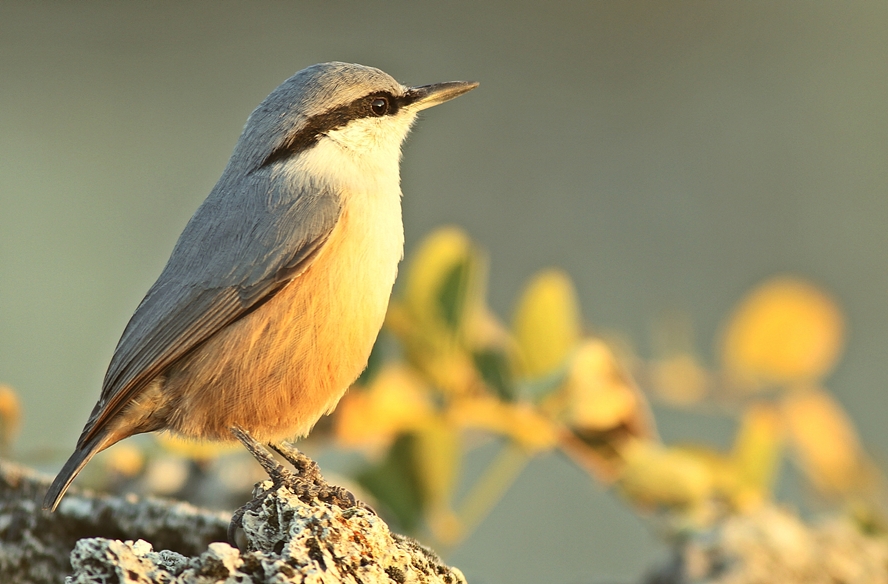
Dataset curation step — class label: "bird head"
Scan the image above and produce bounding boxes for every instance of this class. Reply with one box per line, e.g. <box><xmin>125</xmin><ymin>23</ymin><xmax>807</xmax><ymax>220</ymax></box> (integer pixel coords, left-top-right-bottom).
<box><xmin>232</xmin><ymin>62</ymin><xmax>478</xmax><ymax>177</ymax></box>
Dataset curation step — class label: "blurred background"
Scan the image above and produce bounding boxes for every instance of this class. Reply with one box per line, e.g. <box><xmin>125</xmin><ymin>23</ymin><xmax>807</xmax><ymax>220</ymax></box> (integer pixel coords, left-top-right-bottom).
<box><xmin>2</xmin><ymin>2</ymin><xmax>887</xmax><ymax>582</ymax></box>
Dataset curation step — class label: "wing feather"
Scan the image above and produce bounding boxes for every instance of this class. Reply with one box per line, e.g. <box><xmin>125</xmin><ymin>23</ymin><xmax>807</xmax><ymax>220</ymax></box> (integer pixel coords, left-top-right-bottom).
<box><xmin>78</xmin><ymin>173</ymin><xmax>342</xmax><ymax>447</ymax></box>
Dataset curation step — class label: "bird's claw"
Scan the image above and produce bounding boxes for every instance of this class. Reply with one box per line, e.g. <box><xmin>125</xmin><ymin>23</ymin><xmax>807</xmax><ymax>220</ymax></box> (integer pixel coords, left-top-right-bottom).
<box><xmin>227</xmin><ymin>425</ymin><xmax>375</xmax><ymax>546</ymax></box>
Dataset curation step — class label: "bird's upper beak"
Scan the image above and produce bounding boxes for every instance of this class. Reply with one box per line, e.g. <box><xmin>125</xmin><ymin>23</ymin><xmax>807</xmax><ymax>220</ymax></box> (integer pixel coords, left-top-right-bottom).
<box><xmin>405</xmin><ymin>80</ymin><xmax>479</xmax><ymax>111</ymax></box>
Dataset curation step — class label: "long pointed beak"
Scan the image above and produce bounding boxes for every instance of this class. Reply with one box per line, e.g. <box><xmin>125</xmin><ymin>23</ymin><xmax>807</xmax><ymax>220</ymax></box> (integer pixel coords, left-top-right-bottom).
<box><xmin>405</xmin><ymin>80</ymin><xmax>479</xmax><ymax>111</ymax></box>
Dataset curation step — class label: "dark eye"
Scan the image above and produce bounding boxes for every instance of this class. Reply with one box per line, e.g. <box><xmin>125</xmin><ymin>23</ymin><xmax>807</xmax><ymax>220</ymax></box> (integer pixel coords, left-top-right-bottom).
<box><xmin>370</xmin><ymin>97</ymin><xmax>389</xmax><ymax>116</ymax></box>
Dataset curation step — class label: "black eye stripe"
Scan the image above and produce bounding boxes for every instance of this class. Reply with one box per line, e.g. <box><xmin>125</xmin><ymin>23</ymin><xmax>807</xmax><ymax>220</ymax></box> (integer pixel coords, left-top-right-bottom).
<box><xmin>260</xmin><ymin>91</ymin><xmax>410</xmax><ymax>168</ymax></box>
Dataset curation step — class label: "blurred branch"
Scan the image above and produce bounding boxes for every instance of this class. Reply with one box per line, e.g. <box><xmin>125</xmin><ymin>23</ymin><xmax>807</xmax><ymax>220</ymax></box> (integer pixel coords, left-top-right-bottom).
<box><xmin>454</xmin><ymin>441</ymin><xmax>529</xmax><ymax>543</ymax></box>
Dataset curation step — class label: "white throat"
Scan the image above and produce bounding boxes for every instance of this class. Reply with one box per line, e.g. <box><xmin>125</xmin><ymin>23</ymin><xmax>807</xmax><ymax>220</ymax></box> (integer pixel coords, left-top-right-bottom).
<box><xmin>290</xmin><ymin>110</ymin><xmax>418</xmax><ymax>203</ymax></box>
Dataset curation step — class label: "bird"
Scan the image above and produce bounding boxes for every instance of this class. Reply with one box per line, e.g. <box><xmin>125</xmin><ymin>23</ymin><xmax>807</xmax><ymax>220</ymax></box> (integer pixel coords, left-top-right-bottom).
<box><xmin>43</xmin><ymin>62</ymin><xmax>478</xmax><ymax>512</ymax></box>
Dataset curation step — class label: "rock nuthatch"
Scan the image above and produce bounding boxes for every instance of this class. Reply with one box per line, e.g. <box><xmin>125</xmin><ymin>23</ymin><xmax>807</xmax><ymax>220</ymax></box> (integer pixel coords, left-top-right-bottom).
<box><xmin>44</xmin><ymin>62</ymin><xmax>477</xmax><ymax>511</ymax></box>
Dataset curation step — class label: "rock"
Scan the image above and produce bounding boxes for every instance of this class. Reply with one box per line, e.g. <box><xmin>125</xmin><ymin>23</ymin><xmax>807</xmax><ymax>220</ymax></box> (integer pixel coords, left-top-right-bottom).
<box><xmin>645</xmin><ymin>506</ymin><xmax>888</xmax><ymax>584</ymax></box>
<box><xmin>66</xmin><ymin>481</ymin><xmax>466</xmax><ymax>584</ymax></box>
<box><xmin>0</xmin><ymin>460</ymin><xmax>228</xmax><ymax>584</ymax></box>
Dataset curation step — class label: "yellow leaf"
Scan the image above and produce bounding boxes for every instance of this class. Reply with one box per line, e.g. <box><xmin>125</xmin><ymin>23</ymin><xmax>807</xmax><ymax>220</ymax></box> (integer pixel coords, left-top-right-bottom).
<box><xmin>402</xmin><ymin>227</ymin><xmax>482</xmax><ymax>334</ymax></box>
<box><xmin>720</xmin><ymin>276</ymin><xmax>844</xmax><ymax>387</ymax></box>
<box><xmin>448</xmin><ymin>395</ymin><xmax>501</xmax><ymax>430</ymax></box>
<box><xmin>649</xmin><ymin>353</ymin><xmax>709</xmax><ymax>405</ymax></box>
<box><xmin>512</xmin><ymin>269</ymin><xmax>582</xmax><ymax>377</ymax></box>
<box><xmin>335</xmin><ymin>365</ymin><xmax>433</xmax><ymax>450</ymax></box>
<box><xmin>387</xmin><ymin>227</ymin><xmax>492</xmax><ymax>396</ymax></box>
<box><xmin>427</xmin><ymin>506</ymin><xmax>463</xmax><ymax>548</ymax></box>
<box><xmin>506</xmin><ymin>404</ymin><xmax>561</xmax><ymax>451</ymax></box>
<box><xmin>102</xmin><ymin>442</ymin><xmax>145</xmax><ymax>478</ymax></box>
<box><xmin>618</xmin><ymin>440</ymin><xmax>714</xmax><ymax>510</ymax></box>
<box><xmin>450</xmin><ymin>395</ymin><xmax>559</xmax><ymax>452</ymax></box>
<box><xmin>384</xmin><ymin>302</ymin><xmax>476</xmax><ymax>395</ymax></box>
<box><xmin>567</xmin><ymin>339</ymin><xmax>640</xmax><ymax>431</ymax></box>
<box><xmin>0</xmin><ymin>384</ymin><xmax>21</xmax><ymax>453</ymax></box>
<box><xmin>422</xmin><ymin>347</ymin><xmax>481</xmax><ymax>397</ymax></box>
<box><xmin>782</xmin><ymin>387</ymin><xmax>868</xmax><ymax>494</ymax></box>
<box><xmin>730</xmin><ymin>404</ymin><xmax>784</xmax><ymax>509</ymax></box>
<box><xmin>412</xmin><ymin>419</ymin><xmax>460</xmax><ymax>513</ymax></box>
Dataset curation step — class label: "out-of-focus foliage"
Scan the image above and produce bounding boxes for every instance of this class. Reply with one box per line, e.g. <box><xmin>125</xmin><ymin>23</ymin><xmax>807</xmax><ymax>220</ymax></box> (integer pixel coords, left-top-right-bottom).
<box><xmin>331</xmin><ymin>229</ymin><xmax>884</xmax><ymax>547</ymax></box>
<box><xmin>155</xmin><ymin>434</ymin><xmax>241</xmax><ymax>462</ymax></box>
<box><xmin>720</xmin><ymin>277</ymin><xmax>845</xmax><ymax>388</ymax></box>
<box><xmin>335</xmin><ymin>365</ymin><xmax>434</xmax><ymax>453</ymax></box>
<box><xmin>24</xmin><ymin>227</ymin><xmax>883</xmax><ymax>551</ymax></box>
<box><xmin>0</xmin><ymin>384</ymin><xmax>21</xmax><ymax>456</ymax></box>
<box><xmin>512</xmin><ymin>268</ymin><xmax>581</xmax><ymax>378</ymax></box>
<box><xmin>637</xmin><ymin>274</ymin><xmax>881</xmax><ymax>524</ymax></box>
<box><xmin>102</xmin><ymin>442</ymin><xmax>146</xmax><ymax>480</ymax></box>
<box><xmin>782</xmin><ymin>387</ymin><xmax>875</xmax><ymax>495</ymax></box>
<box><xmin>332</xmin><ymin>227</ymin><xmax>657</xmax><ymax>543</ymax></box>
<box><xmin>730</xmin><ymin>404</ymin><xmax>784</xmax><ymax>510</ymax></box>
<box><xmin>718</xmin><ymin>277</ymin><xmax>875</xmax><ymax>503</ymax></box>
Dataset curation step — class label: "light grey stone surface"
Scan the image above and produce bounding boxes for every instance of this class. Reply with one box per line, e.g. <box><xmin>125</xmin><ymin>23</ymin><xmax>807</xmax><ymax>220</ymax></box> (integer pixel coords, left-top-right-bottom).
<box><xmin>0</xmin><ymin>461</ymin><xmax>228</xmax><ymax>584</ymax></box>
<box><xmin>645</xmin><ymin>506</ymin><xmax>888</xmax><ymax>584</ymax></box>
<box><xmin>66</xmin><ymin>481</ymin><xmax>467</xmax><ymax>584</ymax></box>
<box><xmin>0</xmin><ymin>461</ymin><xmax>465</xmax><ymax>583</ymax></box>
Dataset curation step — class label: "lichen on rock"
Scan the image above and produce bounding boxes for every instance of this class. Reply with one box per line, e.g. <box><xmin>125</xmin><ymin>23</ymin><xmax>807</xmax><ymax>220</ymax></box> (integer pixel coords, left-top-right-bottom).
<box><xmin>67</xmin><ymin>481</ymin><xmax>467</xmax><ymax>584</ymax></box>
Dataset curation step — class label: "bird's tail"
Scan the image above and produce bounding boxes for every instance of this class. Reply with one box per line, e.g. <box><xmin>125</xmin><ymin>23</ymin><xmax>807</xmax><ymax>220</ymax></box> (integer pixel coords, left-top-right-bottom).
<box><xmin>43</xmin><ymin>433</ymin><xmax>112</xmax><ymax>512</ymax></box>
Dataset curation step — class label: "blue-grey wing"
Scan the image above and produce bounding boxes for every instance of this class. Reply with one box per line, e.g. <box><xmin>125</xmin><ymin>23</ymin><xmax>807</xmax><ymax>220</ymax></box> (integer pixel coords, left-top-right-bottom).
<box><xmin>78</xmin><ymin>175</ymin><xmax>342</xmax><ymax>447</ymax></box>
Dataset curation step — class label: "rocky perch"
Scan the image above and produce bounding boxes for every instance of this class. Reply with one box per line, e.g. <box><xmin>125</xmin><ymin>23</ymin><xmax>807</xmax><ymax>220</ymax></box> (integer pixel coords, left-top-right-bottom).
<box><xmin>68</xmin><ymin>482</ymin><xmax>465</xmax><ymax>584</ymax></box>
<box><xmin>645</xmin><ymin>506</ymin><xmax>888</xmax><ymax>584</ymax></box>
<box><xmin>0</xmin><ymin>461</ymin><xmax>465</xmax><ymax>584</ymax></box>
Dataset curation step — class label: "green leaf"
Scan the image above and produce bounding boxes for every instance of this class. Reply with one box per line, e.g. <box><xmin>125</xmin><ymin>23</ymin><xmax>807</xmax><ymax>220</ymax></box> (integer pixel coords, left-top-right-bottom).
<box><xmin>356</xmin><ymin>434</ymin><xmax>424</xmax><ymax>533</ymax></box>
<box><xmin>437</xmin><ymin>258</ymin><xmax>472</xmax><ymax>332</ymax></box>
<box><xmin>517</xmin><ymin>366</ymin><xmax>570</xmax><ymax>402</ymax></box>
<box><xmin>473</xmin><ymin>348</ymin><xmax>516</xmax><ymax>401</ymax></box>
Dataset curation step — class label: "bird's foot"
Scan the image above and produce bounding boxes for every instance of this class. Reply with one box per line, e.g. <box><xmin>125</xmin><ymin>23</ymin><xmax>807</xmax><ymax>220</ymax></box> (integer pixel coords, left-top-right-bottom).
<box><xmin>228</xmin><ymin>426</ymin><xmax>297</xmax><ymax>545</ymax></box>
<box><xmin>227</xmin><ymin>425</ymin><xmax>373</xmax><ymax>546</ymax></box>
<box><xmin>230</xmin><ymin>425</ymin><xmax>297</xmax><ymax>483</ymax></box>
<box><xmin>269</xmin><ymin>441</ymin><xmax>374</xmax><ymax>513</ymax></box>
